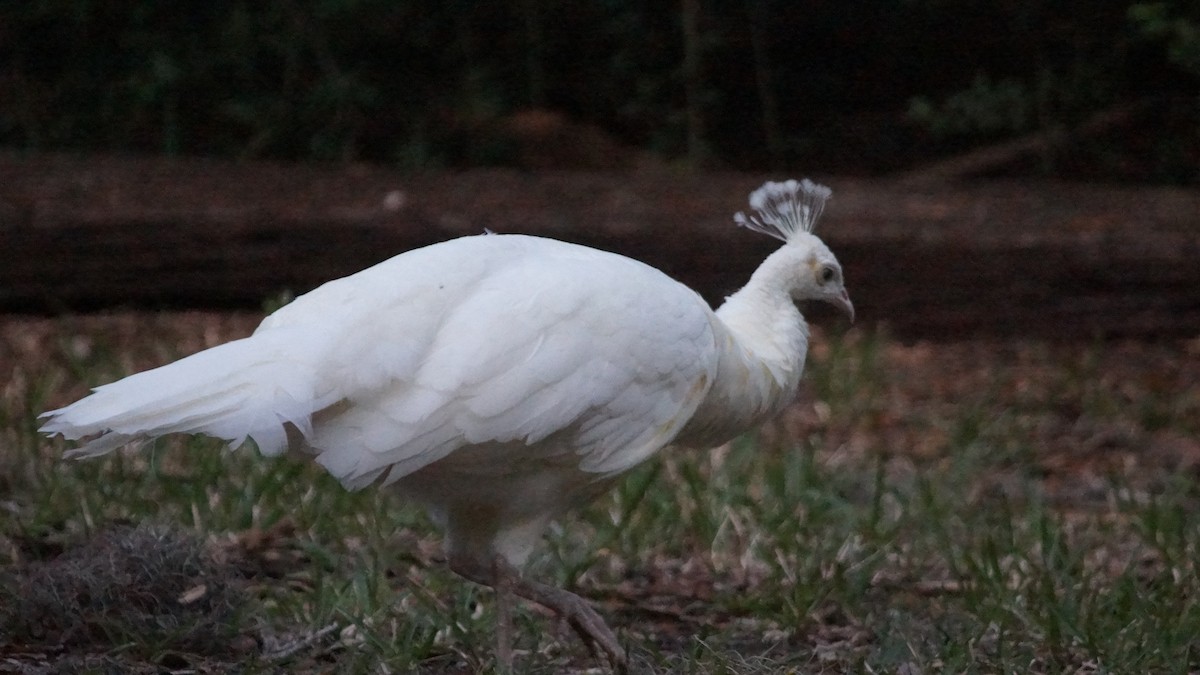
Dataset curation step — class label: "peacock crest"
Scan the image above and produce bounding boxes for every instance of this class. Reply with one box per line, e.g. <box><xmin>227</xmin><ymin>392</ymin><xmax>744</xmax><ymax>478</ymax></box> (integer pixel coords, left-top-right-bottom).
<box><xmin>733</xmin><ymin>179</ymin><xmax>832</xmax><ymax>244</ymax></box>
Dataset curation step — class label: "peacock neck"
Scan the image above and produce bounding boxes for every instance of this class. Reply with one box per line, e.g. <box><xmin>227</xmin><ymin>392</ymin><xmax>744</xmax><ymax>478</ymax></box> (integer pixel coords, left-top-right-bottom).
<box><xmin>674</xmin><ymin>265</ymin><xmax>810</xmax><ymax>448</ymax></box>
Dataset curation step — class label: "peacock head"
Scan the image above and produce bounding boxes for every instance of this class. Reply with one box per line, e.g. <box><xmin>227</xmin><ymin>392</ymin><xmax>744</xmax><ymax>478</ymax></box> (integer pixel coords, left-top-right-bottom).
<box><xmin>734</xmin><ymin>179</ymin><xmax>855</xmax><ymax>322</ymax></box>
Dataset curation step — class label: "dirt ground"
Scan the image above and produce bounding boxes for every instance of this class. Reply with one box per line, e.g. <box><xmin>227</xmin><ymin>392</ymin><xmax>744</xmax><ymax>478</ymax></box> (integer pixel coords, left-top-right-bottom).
<box><xmin>1</xmin><ymin>153</ymin><xmax>1199</xmax><ymax>340</ymax></box>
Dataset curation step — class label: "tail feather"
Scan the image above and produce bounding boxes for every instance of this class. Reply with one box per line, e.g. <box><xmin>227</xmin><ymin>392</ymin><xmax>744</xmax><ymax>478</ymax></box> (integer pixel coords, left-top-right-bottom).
<box><xmin>40</xmin><ymin>334</ymin><xmax>330</xmax><ymax>458</ymax></box>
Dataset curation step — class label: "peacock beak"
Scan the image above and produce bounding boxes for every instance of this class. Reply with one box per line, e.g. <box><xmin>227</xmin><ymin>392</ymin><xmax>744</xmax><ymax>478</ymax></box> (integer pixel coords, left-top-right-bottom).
<box><xmin>833</xmin><ymin>288</ymin><xmax>855</xmax><ymax>323</ymax></box>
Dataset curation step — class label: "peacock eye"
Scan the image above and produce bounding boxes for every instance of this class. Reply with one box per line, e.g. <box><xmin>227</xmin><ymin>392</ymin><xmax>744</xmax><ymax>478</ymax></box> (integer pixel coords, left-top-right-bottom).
<box><xmin>819</xmin><ymin>266</ymin><xmax>837</xmax><ymax>284</ymax></box>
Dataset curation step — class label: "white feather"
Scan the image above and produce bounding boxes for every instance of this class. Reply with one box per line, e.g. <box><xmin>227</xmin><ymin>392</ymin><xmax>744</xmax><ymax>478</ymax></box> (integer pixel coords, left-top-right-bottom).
<box><xmin>40</xmin><ymin>180</ymin><xmax>852</xmax><ymax>660</ymax></box>
<box><xmin>42</xmin><ymin>234</ymin><xmax>720</xmax><ymax>488</ymax></box>
<box><xmin>40</xmin><ymin>329</ymin><xmax>335</xmax><ymax>457</ymax></box>
<box><xmin>733</xmin><ymin>178</ymin><xmax>832</xmax><ymax>243</ymax></box>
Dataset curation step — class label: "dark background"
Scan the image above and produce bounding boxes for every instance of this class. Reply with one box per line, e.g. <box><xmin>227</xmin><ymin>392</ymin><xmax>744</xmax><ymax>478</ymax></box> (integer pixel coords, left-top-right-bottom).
<box><xmin>2</xmin><ymin>0</ymin><xmax>1197</xmax><ymax>182</ymax></box>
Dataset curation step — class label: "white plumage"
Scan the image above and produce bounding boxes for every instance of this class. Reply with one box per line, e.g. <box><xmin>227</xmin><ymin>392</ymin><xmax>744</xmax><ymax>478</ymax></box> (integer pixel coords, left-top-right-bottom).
<box><xmin>40</xmin><ymin>179</ymin><xmax>853</xmax><ymax>668</ymax></box>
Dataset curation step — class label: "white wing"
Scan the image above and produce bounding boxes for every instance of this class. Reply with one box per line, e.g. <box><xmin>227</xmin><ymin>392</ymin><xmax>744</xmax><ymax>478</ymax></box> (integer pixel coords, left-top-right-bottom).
<box><xmin>292</xmin><ymin>235</ymin><xmax>718</xmax><ymax>486</ymax></box>
<box><xmin>42</xmin><ymin>234</ymin><xmax>718</xmax><ymax>489</ymax></box>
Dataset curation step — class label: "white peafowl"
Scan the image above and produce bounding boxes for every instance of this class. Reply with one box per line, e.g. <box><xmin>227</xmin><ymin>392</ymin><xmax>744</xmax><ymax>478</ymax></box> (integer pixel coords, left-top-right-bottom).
<box><xmin>40</xmin><ymin>178</ymin><xmax>853</xmax><ymax>669</ymax></box>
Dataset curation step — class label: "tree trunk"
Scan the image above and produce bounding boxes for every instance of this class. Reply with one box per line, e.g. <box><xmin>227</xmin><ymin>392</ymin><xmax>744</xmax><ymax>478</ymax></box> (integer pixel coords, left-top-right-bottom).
<box><xmin>680</xmin><ymin>0</ymin><xmax>707</xmax><ymax>166</ymax></box>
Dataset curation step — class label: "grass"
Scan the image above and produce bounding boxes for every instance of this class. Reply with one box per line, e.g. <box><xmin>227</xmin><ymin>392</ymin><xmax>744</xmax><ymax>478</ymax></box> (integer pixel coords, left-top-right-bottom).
<box><xmin>2</xmin><ymin>312</ymin><xmax>1199</xmax><ymax>673</ymax></box>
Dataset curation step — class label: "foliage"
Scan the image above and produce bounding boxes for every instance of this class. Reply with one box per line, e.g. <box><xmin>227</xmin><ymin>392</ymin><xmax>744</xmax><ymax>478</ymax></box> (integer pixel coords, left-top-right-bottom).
<box><xmin>901</xmin><ymin>0</ymin><xmax>1200</xmax><ymax>181</ymax></box>
<box><xmin>0</xmin><ymin>0</ymin><xmax>1194</xmax><ymax>179</ymax></box>
<box><xmin>1129</xmin><ymin>2</ymin><xmax>1200</xmax><ymax>76</ymax></box>
<box><xmin>903</xmin><ymin>2</ymin><xmax>1126</xmax><ymax>137</ymax></box>
<box><xmin>907</xmin><ymin>75</ymin><xmax>1036</xmax><ymax>138</ymax></box>
<box><xmin>0</xmin><ymin>0</ymin><xmax>695</xmax><ymax>164</ymax></box>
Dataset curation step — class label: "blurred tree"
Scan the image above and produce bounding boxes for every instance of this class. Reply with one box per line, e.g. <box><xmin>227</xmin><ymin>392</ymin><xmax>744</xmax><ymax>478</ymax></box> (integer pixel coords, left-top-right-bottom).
<box><xmin>1130</xmin><ymin>2</ymin><xmax>1200</xmax><ymax>76</ymax></box>
<box><xmin>902</xmin><ymin>0</ymin><xmax>1199</xmax><ymax>181</ymax></box>
<box><xmin>0</xmin><ymin>0</ymin><xmax>1192</xmax><ymax>181</ymax></box>
<box><xmin>680</xmin><ymin>0</ymin><xmax>708</xmax><ymax>166</ymax></box>
<box><xmin>745</xmin><ymin>0</ymin><xmax>784</xmax><ymax>167</ymax></box>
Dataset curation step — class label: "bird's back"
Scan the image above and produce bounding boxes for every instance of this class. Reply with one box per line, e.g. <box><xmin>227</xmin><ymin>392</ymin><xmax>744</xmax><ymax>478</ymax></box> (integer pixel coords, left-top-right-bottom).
<box><xmin>43</xmin><ymin>234</ymin><xmax>721</xmax><ymax>512</ymax></box>
<box><xmin>285</xmin><ymin>235</ymin><xmax>720</xmax><ymax>488</ymax></box>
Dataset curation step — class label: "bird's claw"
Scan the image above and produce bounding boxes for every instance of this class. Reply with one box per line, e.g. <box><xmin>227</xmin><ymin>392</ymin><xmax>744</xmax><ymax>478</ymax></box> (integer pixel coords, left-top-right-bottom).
<box><xmin>571</xmin><ymin>619</ymin><xmax>627</xmax><ymax>671</ymax></box>
<box><xmin>558</xmin><ymin>596</ymin><xmax>627</xmax><ymax>670</ymax></box>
